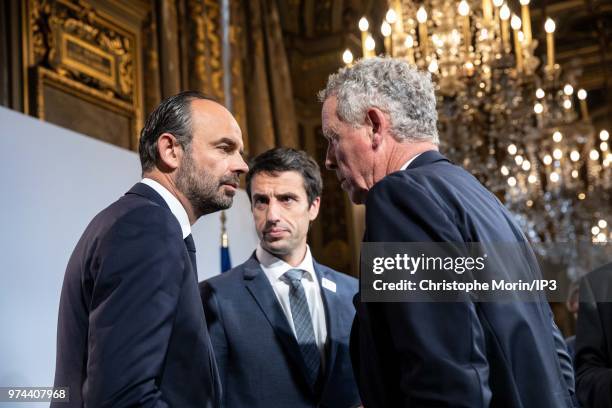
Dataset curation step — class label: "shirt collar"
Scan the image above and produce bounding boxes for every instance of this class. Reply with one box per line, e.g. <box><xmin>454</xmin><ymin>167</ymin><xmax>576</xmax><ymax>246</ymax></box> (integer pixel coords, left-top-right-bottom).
<box><xmin>400</xmin><ymin>152</ymin><xmax>424</xmax><ymax>171</ymax></box>
<box><xmin>141</xmin><ymin>178</ymin><xmax>191</xmax><ymax>239</ymax></box>
<box><xmin>256</xmin><ymin>243</ymin><xmax>316</xmax><ymax>283</ymax></box>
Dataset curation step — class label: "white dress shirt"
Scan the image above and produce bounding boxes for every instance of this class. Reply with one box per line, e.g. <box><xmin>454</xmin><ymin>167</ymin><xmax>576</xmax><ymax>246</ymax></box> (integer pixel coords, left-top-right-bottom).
<box><xmin>141</xmin><ymin>178</ymin><xmax>191</xmax><ymax>239</ymax></box>
<box><xmin>256</xmin><ymin>244</ymin><xmax>328</xmax><ymax>364</ymax></box>
<box><xmin>400</xmin><ymin>152</ymin><xmax>424</xmax><ymax>171</ymax></box>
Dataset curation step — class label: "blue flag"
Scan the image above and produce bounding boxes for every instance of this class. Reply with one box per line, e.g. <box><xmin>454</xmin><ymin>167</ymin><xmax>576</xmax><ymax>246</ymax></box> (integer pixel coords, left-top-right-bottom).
<box><xmin>221</xmin><ymin>230</ymin><xmax>231</xmax><ymax>273</ymax></box>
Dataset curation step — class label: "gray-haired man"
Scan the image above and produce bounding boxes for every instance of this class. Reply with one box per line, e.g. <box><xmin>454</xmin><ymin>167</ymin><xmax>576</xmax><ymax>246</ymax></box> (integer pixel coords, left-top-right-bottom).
<box><xmin>319</xmin><ymin>57</ymin><xmax>576</xmax><ymax>407</ymax></box>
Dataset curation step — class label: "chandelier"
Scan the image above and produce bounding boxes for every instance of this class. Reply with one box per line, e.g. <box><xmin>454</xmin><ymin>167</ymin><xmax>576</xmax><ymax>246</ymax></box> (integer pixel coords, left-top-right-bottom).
<box><xmin>342</xmin><ymin>0</ymin><xmax>611</xmax><ymax>271</ymax></box>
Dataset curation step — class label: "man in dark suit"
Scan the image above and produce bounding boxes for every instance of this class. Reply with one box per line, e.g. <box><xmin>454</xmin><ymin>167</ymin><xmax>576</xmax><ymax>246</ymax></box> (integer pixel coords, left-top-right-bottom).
<box><xmin>52</xmin><ymin>91</ymin><xmax>248</xmax><ymax>407</ymax></box>
<box><xmin>318</xmin><ymin>57</ymin><xmax>576</xmax><ymax>407</ymax></box>
<box><xmin>575</xmin><ymin>262</ymin><xmax>612</xmax><ymax>407</ymax></box>
<box><xmin>200</xmin><ymin>148</ymin><xmax>360</xmax><ymax>408</ymax></box>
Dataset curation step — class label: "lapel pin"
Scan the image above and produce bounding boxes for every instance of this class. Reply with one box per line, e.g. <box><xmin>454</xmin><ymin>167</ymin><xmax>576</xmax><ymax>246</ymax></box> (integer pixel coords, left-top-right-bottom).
<box><xmin>322</xmin><ymin>277</ymin><xmax>336</xmax><ymax>293</ymax></box>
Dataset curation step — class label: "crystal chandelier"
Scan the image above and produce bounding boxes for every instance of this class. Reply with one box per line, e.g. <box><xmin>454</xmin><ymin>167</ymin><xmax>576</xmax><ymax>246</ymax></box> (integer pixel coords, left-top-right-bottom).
<box><xmin>342</xmin><ymin>0</ymin><xmax>611</xmax><ymax>269</ymax></box>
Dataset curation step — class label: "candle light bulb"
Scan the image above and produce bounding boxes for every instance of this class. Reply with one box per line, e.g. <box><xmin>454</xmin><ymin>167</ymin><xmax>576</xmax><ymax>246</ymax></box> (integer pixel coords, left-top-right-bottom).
<box><xmin>600</xmin><ymin>130</ymin><xmax>610</xmax><ymax>141</ymax></box>
<box><xmin>550</xmin><ymin>172</ymin><xmax>560</xmax><ymax>183</ymax></box>
<box><xmin>417</xmin><ymin>6</ymin><xmax>428</xmax><ymax>23</ymax></box>
<box><xmin>543</xmin><ymin>154</ymin><xmax>553</xmax><ymax>165</ymax></box>
<box><xmin>570</xmin><ymin>151</ymin><xmax>580</xmax><ymax>161</ymax></box>
<box><xmin>365</xmin><ymin>34</ymin><xmax>376</xmax><ymax>51</ymax></box>
<box><xmin>577</xmin><ymin>89</ymin><xmax>587</xmax><ymax>100</ymax></box>
<box><xmin>519</xmin><ymin>0</ymin><xmax>530</xmax><ymax>5</ymax></box>
<box><xmin>385</xmin><ymin>8</ymin><xmax>398</xmax><ymax>24</ymax></box>
<box><xmin>536</xmin><ymin>88</ymin><xmax>545</xmax><ymax>99</ymax></box>
<box><xmin>500</xmin><ymin>4</ymin><xmax>511</xmax><ymax>20</ymax></box>
<box><xmin>428</xmin><ymin>59</ymin><xmax>438</xmax><ymax>73</ymax></box>
<box><xmin>563</xmin><ymin>84</ymin><xmax>574</xmax><ymax>95</ymax></box>
<box><xmin>552</xmin><ymin>131</ymin><xmax>563</xmax><ymax>142</ymax></box>
<box><xmin>545</xmin><ymin>18</ymin><xmax>556</xmax><ymax>33</ymax></box>
<box><xmin>563</xmin><ymin>100</ymin><xmax>572</xmax><ymax>109</ymax></box>
<box><xmin>381</xmin><ymin>21</ymin><xmax>392</xmax><ymax>37</ymax></box>
<box><xmin>359</xmin><ymin>17</ymin><xmax>369</xmax><ymax>32</ymax></box>
<box><xmin>458</xmin><ymin>0</ymin><xmax>470</xmax><ymax>16</ymax></box>
<box><xmin>534</xmin><ymin>102</ymin><xmax>544</xmax><ymax>114</ymax></box>
<box><xmin>493</xmin><ymin>0</ymin><xmax>503</xmax><ymax>7</ymax></box>
<box><xmin>518</xmin><ymin>31</ymin><xmax>525</xmax><ymax>42</ymax></box>
<box><xmin>405</xmin><ymin>35</ymin><xmax>414</xmax><ymax>48</ymax></box>
<box><xmin>511</xmin><ymin>15</ymin><xmax>522</xmax><ymax>30</ymax></box>
<box><xmin>342</xmin><ymin>49</ymin><xmax>354</xmax><ymax>65</ymax></box>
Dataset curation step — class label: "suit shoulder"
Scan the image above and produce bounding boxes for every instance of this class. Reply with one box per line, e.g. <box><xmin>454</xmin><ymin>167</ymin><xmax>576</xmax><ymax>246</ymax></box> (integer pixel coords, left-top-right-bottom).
<box><xmin>368</xmin><ymin>169</ymin><xmax>432</xmax><ymax>199</ymax></box>
<box><xmin>201</xmin><ymin>264</ymin><xmax>246</xmax><ymax>291</ymax></box>
<box><xmin>109</xmin><ymin>202</ymin><xmax>181</xmax><ymax>240</ymax></box>
<box><xmin>89</xmin><ymin>194</ymin><xmax>181</xmax><ymax>241</ymax></box>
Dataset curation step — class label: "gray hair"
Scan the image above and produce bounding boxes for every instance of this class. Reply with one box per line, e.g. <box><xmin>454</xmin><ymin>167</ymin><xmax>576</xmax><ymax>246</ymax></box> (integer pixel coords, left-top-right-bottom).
<box><xmin>318</xmin><ymin>56</ymin><xmax>439</xmax><ymax>144</ymax></box>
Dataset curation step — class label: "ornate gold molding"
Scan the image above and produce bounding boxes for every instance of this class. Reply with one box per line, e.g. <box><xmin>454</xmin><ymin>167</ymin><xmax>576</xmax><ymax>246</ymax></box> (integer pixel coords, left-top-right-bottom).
<box><xmin>185</xmin><ymin>0</ymin><xmax>224</xmax><ymax>102</ymax></box>
<box><xmin>28</xmin><ymin>0</ymin><xmax>136</xmax><ymax>102</ymax></box>
<box><xmin>35</xmin><ymin>66</ymin><xmax>134</xmax><ymax>120</ymax></box>
<box><xmin>24</xmin><ymin>0</ymin><xmax>143</xmax><ymax>149</ymax></box>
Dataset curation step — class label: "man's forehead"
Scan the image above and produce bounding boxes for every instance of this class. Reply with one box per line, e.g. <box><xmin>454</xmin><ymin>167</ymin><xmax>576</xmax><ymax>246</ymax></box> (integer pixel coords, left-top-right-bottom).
<box><xmin>252</xmin><ymin>171</ymin><xmax>306</xmax><ymax>191</ymax></box>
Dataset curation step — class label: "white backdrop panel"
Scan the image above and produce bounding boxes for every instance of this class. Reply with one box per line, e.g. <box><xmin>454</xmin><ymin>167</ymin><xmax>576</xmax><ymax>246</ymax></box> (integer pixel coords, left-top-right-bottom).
<box><xmin>0</xmin><ymin>107</ymin><xmax>258</xmax><ymax>406</ymax></box>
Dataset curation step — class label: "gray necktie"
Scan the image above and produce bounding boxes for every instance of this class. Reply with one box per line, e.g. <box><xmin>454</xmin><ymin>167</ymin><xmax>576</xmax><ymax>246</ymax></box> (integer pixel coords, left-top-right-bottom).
<box><xmin>283</xmin><ymin>269</ymin><xmax>321</xmax><ymax>386</ymax></box>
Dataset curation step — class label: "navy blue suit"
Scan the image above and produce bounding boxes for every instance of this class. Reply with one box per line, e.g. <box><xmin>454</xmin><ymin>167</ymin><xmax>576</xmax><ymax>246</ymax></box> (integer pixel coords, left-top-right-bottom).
<box><xmin>52</xmin><ymin>183</ymin><xmax>221</xmax><ymax>407</ymax></box>
<box><xmin>351</xmin><ymin>151</ymin><xmax>576</xmax><ymax>407</ymax></box>
<box><xmin>200</xmin><ymin>254</ymin><xmax>360</xmax><ymax>408</ymax></box>
<box><xmin>575</xmin><ymin>263</ymin><xmax>612</xmax><ymax>408</ymax></box>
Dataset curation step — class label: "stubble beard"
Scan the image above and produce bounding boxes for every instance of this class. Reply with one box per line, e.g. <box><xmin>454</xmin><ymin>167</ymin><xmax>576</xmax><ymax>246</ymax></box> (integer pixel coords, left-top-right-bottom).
<box><xmin>176</xmin><ymin>152</ymin><xmax>236</xmax><ymax>217</ymax></box>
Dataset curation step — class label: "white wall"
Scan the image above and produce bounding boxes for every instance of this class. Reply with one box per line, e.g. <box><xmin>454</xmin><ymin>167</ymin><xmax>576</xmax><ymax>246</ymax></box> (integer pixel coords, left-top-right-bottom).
<box><xmin>0</xmin><ymin>107</ymin><xmax>258</xmax><ymax>405</ymax></box>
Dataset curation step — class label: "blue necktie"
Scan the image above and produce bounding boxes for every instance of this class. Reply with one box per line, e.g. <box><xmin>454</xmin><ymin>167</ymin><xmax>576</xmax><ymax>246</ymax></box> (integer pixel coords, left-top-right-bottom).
<box><xmin>283</xmin><ymin>269</ymin><xmax>321</xmax><ymax>386</ymax></box>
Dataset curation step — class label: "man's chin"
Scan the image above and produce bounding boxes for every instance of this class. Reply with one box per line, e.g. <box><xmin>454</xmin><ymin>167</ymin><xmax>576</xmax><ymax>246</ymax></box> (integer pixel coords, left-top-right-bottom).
<box><xmin>261</xmin><ymin>241</ymin><xmax>289</xmax><ymax>257</ymax></box>
<box><xmin>194</xmin><ymin>196</ymin><xmax>233</xmax><ymax>216</ymax></box>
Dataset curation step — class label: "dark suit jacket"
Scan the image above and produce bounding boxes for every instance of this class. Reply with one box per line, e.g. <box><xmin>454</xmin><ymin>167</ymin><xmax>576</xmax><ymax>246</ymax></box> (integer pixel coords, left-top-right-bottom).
<box><xmin>200</xmin><ymin>254</ymin><xmax>361</xmax><ymax>408</ymax></box>
<box><xmin>575</xmin><ymin>263</ymin><xmax>612</xmax><ymax>408</ymax></box>
<box><xmin>351</xmin><ymin>150</ymin><xmax>576</xmax><ymax>407</ymax></box>
<box><xmin>52</xmin><ymin>183</ymin><xmax>221</xmax><ymax>408</ymax></box>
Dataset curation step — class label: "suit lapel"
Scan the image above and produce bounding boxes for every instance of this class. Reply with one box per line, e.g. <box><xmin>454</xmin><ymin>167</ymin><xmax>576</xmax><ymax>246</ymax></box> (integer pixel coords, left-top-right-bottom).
<box><xmin>242</xmin><ymin>254</ymin><xmax>314</xmax><ymax>391</ymax></box>
<box><xmin>314</xmin><ymin>261</ymin><xmax>340</xmax><ymax>387</ymax></box>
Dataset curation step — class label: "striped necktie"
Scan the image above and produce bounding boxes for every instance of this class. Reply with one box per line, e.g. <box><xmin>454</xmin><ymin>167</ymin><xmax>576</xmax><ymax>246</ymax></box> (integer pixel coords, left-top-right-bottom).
<box><xmin>283</xmin><ymin>268</ymin><xmax>321</xmax><ymax>386</ymax></box>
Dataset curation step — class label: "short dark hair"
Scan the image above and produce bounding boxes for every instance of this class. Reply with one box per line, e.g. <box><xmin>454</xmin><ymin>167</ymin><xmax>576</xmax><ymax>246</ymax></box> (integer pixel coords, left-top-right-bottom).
<box><xmin>246</xmin><ymin>148</ymin><xmax>323</xmax><ymax>206</ymax></box>
<box><xmin>138</xmin><ymin>90</ymin><xmax>216</xmax><ymax>173</ymax></box>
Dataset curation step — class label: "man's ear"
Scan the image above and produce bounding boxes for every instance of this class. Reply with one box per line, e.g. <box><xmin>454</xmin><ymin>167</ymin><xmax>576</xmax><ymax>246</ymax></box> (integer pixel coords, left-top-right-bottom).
<box><xmin>156</xmin><ymin>133</ymin><xmax>182</xmax><ymax>171</ymax></box>
<box><xmin>367</xmin><ymin>107</ymin><xmax>386</xmax><ymax>150</ymax></box>
<box><xmin>308</xmin><ymin>196</ymin><xmax>321</xmax><ymax>222</ymax></box>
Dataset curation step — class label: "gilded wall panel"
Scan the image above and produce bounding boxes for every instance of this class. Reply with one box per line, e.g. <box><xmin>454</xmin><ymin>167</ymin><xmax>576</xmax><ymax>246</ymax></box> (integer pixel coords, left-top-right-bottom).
<box><xmin>24</xmin><ymin>0</ymin><xmax>144</xmax><ymax>149</ymax></box>
<box><xmin>184</xmin><ymin>0</ymin><xmax>225</xmax><ymax>103</ymax></box>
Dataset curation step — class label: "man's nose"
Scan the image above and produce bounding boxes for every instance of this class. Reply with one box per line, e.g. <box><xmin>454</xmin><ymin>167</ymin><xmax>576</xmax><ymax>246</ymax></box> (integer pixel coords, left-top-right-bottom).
<box><xmin>266</xmin><ymin>200</ymin><xmax>281</xmax><ymax>223</ymax></box>
<box><xmin>325</xmin><ymin>144</ymin><xmax>337</xmax><ymax>170</ymax></box>
<box><xmin>232</xmin><ymin>153</ymin><xmax>249</xmax><ymax>175</ymax></box>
